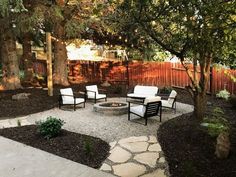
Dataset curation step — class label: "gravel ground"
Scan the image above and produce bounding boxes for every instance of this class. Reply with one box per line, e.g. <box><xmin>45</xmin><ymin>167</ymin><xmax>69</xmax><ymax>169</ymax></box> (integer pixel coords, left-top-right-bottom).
<box><xmin>22</xmin><ymin>97</ymin><xmax>193</xmax><ymax>143</ymax></box>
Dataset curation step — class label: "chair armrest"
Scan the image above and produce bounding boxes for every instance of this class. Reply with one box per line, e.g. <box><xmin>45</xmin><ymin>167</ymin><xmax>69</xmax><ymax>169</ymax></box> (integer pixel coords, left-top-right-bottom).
<box><xmin>60</xmin><ymin>94</ymin><xmax>74</xmax><ymax>97</ymax></box>
<box><xmin>157</xmin><ymin>93</ymin><xmax>169</xmax><ymax>99</ymax></box>
<box><xmin>127</xmin><ymin>99</ymin><xmax>145</xmax><ymax>105</ymax></box>
<box><xmin>86</xmin><ymin>90</ymin><xmax>96</xmax><ymax>93</ymax></box>
<box><xmin>98</xmin><ymin>88</ymin><xmax>107</xmax><ymax>94</ymax></box>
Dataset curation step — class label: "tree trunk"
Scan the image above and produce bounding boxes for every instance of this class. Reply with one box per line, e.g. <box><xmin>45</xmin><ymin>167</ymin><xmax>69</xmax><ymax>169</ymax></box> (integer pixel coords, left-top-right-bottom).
<box><xmin>0</xmin><ymin>28</ymin><xmax>22</xmax><ymax>90</ymax></box>
<box><xmin>193</xmin><ymin>91</ymin><xmax>207</xmax><ymax>119</ymax></box>
<box><xmin>53</xmin><ymin>24</ymin><xmax>69</xmax><ymax>86</ymax></box>
<box><xmin>21</xmin><ymin>33</ymin><xmax>34</xmax><ymax>82</ymax></box>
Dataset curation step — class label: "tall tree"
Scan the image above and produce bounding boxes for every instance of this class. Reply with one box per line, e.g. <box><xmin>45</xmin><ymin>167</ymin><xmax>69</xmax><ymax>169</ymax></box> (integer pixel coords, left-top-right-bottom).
<box><xmin>109</xmin><ymin>0</ymin><xmax>236</xmax><ymax>119</ymax></box>
<box><xmin>0</xmin><ymin>0</ymin><xmax>27</xmax><ymax>90</ymax></box>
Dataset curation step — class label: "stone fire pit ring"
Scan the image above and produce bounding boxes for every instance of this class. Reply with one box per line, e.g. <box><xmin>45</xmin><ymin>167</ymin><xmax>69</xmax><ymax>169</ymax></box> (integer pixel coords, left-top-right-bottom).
<box><xmin>93</xmin><ymin>102</ymin><xmax>128</xmax><ymax>115</ymax></box>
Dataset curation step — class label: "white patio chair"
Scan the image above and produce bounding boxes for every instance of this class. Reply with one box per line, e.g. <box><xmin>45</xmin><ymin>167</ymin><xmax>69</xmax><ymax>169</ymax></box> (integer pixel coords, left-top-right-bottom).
<box><xmin>161</xmin><ymin>90</ymin><xmax>177</xmax><ymax>113</ymax></box>
<box><xmin>59</xmin><ymin>88</ymin><xmax>85</xmax><ymax>111</ymax></box>
<box><xmin>128</xmin><ymin>96</ymin><xmax>162</xmax><ymax>125</ymax></box>
<box><xmin>85</xmin><ymin>85</ymin><xmax>107</xmax><ymax>103</ymax></box>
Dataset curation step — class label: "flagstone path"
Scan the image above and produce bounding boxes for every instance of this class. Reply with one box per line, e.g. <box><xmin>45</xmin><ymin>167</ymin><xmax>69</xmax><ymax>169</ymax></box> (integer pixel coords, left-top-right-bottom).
<box><xmin>100</xmin><ymin>136</ymin><xmax>169</xmax><ymax>177</ymax></box>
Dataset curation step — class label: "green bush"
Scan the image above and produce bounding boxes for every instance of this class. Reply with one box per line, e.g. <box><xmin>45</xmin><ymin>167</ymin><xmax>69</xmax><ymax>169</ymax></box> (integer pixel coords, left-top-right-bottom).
<box><xmin>201</xmin><ymin>107</ymin><xmax>230</xmax><ymax>137</ymax></box>
<box><xmin>36</xmin><ymin>116</ymin><xmax>65</xmax><ymax>139</ymax></box>
<box><xmin>159</xmin><ymin>87</ymin><xmax>172</xmax><ymax>94</ymax></box>
<box><xmin>216</xmin><ymin>89</ymin><xmax>230</xmax><ymax>100</ymax></box>
<box><xmin>84</xmin><ymin>137</ymin><xmax>93</xmax><ymax>155</ymax></box>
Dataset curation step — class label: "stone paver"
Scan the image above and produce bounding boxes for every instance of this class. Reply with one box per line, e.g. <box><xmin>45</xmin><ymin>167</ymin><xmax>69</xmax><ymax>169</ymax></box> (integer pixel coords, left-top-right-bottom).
<box><xmin>148</xmin><ymin>143</ymin><xmax>162</xmax><ymax>152</ymax></box>
<box><xmin>108</xmin><ymin>146</ymin><xmax>132</xmax><ymax>163</ymax></box>
<box><xmin>134</xmin><ymin>152</ymin><xmax>159</xmax><ymax>168</ymax></box>
<box><xmin>102</xmin><ymin>136</ymin><xmax>169</xmax><ymax>177</ymax></box>
<box><xmin>109</xmin><ymin>141</ymin><xmax>117</xmax><ymax>150</ymax></box>
<box><xmin>140</xmin><ymin>169</ymin><xmax>167</xmax><ymax>177</ymax></box>
<box><xmin>120</xmin><ymin>141</ymin><xmax>149</xmax><ymax>153</ymax></box>
<box><xmin>100</xmin><ymin>163</ymin><xmax>112</xmax><ymax>171</ymax></box>
<box><xmin>159</xmin><ymin>157</ymin><xmax>166</xmax><ymax>163</ymax></box>
<box><xmin>148</xmin><ymin>136</ymin><xmax>158</xmax><ymax>143</ymax></box>
<box><xmin>113</xmin><ymin>162</ymin><xmax>146</xmax><ymax>177</ymax></box>
<box><xmin>118</xmin><ymin>136</ymin><xmax>148</xmax><ymax>144</ymax></box>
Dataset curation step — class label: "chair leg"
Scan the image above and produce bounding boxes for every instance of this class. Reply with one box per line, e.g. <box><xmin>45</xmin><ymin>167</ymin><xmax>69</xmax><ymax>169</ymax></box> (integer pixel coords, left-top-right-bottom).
<box><xmin>145</xmin><ymin>117</ymin><xmax>147</xmax><ymax>126</ymax></box>
<box><xmin>83</xmin><ymin>102</ymin><xmax>85</xmax><ymax>108</ymax></box>
<box><xmin>160</xmin><ymin>106</ymin><xmax>162</xmax><ymax>122</ymax></box>
<box><xmin>74</xmin><ymin>104</ymin><xmax>76</xmax><ymax>111</ymax></box>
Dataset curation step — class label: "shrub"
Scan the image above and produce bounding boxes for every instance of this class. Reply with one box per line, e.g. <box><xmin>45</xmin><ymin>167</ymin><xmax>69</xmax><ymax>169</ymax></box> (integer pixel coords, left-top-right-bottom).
<box><xmin>159</xmin><ymin>87</ymin><xmax>172</xmax><ymax>94</ymax></box>
<box><xmin>216</xmin><ymin>89</ymin><xmax>230</xmax><ymax>100</ymax></box>
<box><xmin>36</xmin><ymin>116</ymin><xmax>65</xmax><ymax>139</ymax></box>
<box><xmin>201</xmin><ymin>107</ymin><xmax>230</xmax><ymax>137</ymax></box>
<box><xmin>84</xmin><ymin>137</ymin><xmax>93</xmax><ymax>155</ymax></box>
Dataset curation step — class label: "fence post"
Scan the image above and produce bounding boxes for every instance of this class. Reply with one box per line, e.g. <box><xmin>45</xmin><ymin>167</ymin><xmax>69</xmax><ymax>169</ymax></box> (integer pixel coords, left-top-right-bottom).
<box><xmin>46</xmin><ymin>32</ymin><xmax>53</xmax><ymax>96</ymax></box>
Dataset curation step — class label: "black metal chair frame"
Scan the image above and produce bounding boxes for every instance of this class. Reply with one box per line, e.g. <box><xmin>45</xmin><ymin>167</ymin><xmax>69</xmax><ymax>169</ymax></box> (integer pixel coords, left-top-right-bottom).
<box><xmin>59</xmin><ymin>92</ymin><xmax>86</xmax><ymax>111</ymax></box>
<box><xmin>158</xmin><ymin>94</ymin><xmax>177</xmax><ymax>113</ymax></box>
<box><xmin>128</xmin><ymin>100</ymin><xmax>162</xmax><ymax>126</ymax></box>
<box><xmin>86</xmin><ymin>90</ymin><xmax>107</xmax><ymax>103</ymax></box>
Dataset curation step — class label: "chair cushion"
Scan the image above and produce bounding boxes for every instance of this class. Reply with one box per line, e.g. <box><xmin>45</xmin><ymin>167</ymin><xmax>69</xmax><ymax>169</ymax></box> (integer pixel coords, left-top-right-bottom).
<box><xmin>130</xmin><ymin>105</ymin><xmax>145</xmax><ymax>117</ymax></box>
<box><xmin>60</xmin><ymin>88</ymin><xmax>74</xmax><ymax>103</ymax></box>
<box><xmin>63</xmin><ymin>98</ymin><xmax>85</xmax><ymax>105</ymax></box>
<box><xmin>86</xmin><ymin>85</ymin><xmax>98</xmax><ymax>98</ymax></box>
<box><xmin>167</xmin><ymin>90</ymin><xmax>177</xmax><ymax>105</ymax></box>
<box><xmin>161</xmin><ymin>100</ymin><xmax>173</xmax><ymax>108</ymax></box>
<box><xmin>134</xmin><ymin>85</ymin><xmax>158</xmax><ymax>96</ymax></box>
<box><xmin>144</xmin><ymin>96</ymin><xmax>161</xmax><ymax>105</ymax></box>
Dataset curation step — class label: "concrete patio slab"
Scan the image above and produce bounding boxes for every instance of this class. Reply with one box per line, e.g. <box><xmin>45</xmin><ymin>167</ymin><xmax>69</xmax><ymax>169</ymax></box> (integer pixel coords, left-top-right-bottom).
<box><xmin>0</xmin><ymin>136</ymin><xmax>114</xmax><ymax>177</ymax></box>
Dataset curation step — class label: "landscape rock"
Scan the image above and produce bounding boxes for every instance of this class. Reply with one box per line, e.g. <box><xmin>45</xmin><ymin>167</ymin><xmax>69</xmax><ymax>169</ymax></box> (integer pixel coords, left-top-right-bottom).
<box><xmin>112</xmin><ymin>162</ymin><xmax>146</xmax><ymax>177</ymax></box>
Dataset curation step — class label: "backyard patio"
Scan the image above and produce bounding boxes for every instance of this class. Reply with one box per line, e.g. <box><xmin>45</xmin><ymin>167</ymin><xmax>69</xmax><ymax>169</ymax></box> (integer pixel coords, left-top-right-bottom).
<box><xmin>0</xmin><ymin>86</ymin><xmax>235</xmax><ymax>177</ymax></box>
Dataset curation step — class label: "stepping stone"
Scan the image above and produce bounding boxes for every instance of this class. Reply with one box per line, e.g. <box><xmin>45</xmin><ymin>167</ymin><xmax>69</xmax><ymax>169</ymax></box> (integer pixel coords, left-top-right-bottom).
<box><xmin>100</xmin><ymin>163</ymin><xmax>112</xmax><ymax>171</ymax></box>
<box><xmin>109</xmin><ymin>141</ymin><xmax>117</xmax><ymax>150</ymax></box>
<box><xmin>134</xmin><ymin>152</ymin><xmax>159</xmax><ymax>168</ymax></box>
<box><xmin>120</xmin><ymin>142</ymin><xmax>149</xmax><ymax>153</ymax></box>
<box><xmin>118</xmin><ymin>136</ymin><xmax>148</xmax><ymax>144</ymax></box>
<box><xmin>113</xmin><ymin>162</ymin><xmax>146</xmax><ymax>177</ymax></box>
<box><xmin>140</xmin><ymin>169</ymin><xmax>166</xmax><ymax>177</ymax></box>
<box><xmin>108</xmin><ymin>146</ymin><xmax>132</xmax><ymax>163</ymax></box>
<box><xmin>148</xmin><ymin>143</ymin><xmax>162</xmax><ymax>152</ymax></box>
<box><xmin>148</xmin><ymin>136</ymin><xmax>157</xmax><ymax>143</ymax></box>
<box><xmin>158</xmin><ymin>157</ymin><xmax>166</xmax><ymax>163</ymax></box>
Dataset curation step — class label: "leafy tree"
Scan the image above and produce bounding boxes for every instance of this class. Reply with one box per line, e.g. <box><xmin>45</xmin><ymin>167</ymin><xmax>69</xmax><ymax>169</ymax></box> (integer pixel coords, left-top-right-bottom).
<box><xmin>0</xmin><ymin>0</ymin><xmax>27</xmax><ymax>90</ymax></box>
<box><xmin>109</xmin><ymin>0</ymin><xmax>236</xmax><ymax>119</ymax></box>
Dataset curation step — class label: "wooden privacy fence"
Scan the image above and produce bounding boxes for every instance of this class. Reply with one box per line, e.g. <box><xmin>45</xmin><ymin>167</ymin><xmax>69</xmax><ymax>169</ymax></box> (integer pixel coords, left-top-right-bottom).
<box><xmin>34</xmin><ymin>60</ymin><xmax>236</xmax><ymax>94</ymax></box>
<box><xmin>67</xmin><ymin>60</ymin><xmax>236</xmax><ymax>94</ymax></box>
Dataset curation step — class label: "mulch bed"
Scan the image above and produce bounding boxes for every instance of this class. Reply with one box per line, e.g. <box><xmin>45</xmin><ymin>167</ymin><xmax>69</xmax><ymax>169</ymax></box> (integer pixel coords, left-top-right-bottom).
<box><xmin>158</xmin><ymin>92</ymin><xmax>236</xmax><ymax>177</ymax></box>
<box><xmin>0</xmin><ymin>125</ymin><xmax>110</xmax><ymax>169</ymax></box>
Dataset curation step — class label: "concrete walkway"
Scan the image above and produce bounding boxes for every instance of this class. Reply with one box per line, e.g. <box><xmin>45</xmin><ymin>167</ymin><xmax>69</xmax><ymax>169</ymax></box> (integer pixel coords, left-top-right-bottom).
<box><xmin>0</xmin><ymin>136</ymin><xmax>114</xmax><ymax>177</ymax></box>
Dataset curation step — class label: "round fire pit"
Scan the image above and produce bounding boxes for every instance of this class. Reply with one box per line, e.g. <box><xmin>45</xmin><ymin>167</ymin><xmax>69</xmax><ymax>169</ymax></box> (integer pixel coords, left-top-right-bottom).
<box><xmin>93</xmin><ymin>102</ymin><xmax>128</xmax><ymax>115</ymax></box>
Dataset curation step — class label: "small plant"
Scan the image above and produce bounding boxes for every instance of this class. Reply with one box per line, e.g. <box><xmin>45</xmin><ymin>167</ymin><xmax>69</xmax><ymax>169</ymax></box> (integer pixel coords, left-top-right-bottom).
<box><xmin>159</xmin><ymin>87</ymin><xmax>172</xmax><ymax>94</ymax></box>
<box><xmin>17</xmin><ymin>119</ymin><xmax>21</xmax><ymax>127</ymax></box>
<box><xmin>36</xmin><ymin>116</ymin><xmax>65</xmax><ymax>139</ymax></box>
<box><xmin>84</xmin><ymin>137</ymin><xmax>93</xmax><ymax>155</ymax></box>
<box><xmin>201</xmin><ymin>107</ymin><xmax>230</xmax><ymax>137</ymax></box>
<box><xmin>216</xmin><ymin>89</ymin><xmax>230</xmax><ymax>100</ymax></box>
